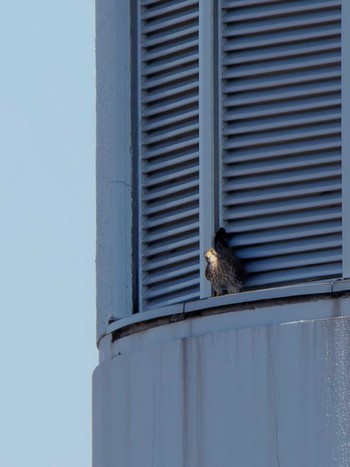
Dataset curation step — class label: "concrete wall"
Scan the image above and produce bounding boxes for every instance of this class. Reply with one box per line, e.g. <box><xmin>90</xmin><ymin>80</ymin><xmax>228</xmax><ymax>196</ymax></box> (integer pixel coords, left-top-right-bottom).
<box><xmin>93</xmin><ymin>297</ymin><xmax>350</xmax><ymax>467</ymax></box>
<box><xmin>96</xmin><ymin>0</ymin><xmax>133</xmax><ymax>340</ymax></box>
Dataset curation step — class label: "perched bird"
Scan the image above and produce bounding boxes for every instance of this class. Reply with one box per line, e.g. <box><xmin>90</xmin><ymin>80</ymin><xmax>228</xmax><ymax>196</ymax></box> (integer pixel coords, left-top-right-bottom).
<box><xmin>204</xmin><ymin>227</ymin><xmax>244</xmax><ymax>296</ymax></box>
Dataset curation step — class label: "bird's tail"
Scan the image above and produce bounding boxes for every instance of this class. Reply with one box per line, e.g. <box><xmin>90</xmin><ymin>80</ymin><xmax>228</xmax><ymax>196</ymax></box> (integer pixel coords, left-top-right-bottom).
<box><xmin>214</xmin><ymin>227</ymin><xmax>229</xmax><ymax>251</ymax></box>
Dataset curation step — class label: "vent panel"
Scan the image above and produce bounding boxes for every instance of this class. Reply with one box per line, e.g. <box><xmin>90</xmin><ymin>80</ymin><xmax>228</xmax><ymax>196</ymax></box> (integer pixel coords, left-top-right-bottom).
<box><xmin>140</xmin><ymin>0</ymin><xmax>200</xmax><ymax>309</ymax></box>
<box><xmin>220</xmin><ymin>0</ymin><xmax>342</xmax><ymax>288</ymax></box>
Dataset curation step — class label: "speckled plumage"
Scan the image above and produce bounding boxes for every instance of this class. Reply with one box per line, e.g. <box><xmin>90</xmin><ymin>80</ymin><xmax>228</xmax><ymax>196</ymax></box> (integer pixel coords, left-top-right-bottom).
<box><xmin>204</xmin><ymin>228</ymin><xmax>244</xmax><ymax>296</ymax></box>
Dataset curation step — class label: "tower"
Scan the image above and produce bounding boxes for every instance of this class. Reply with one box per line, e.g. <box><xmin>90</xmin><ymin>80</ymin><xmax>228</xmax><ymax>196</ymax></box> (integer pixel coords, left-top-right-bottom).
<box><xmin>93</xmin><ymin>1</ymin><xmax>350</xmax><ymax>465</ymax></box>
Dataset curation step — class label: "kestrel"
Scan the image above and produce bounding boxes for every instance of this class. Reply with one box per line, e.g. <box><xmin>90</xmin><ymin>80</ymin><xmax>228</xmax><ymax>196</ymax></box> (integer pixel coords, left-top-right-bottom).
<box><xmin>204</xmin><ymin>227</ymin><xmax>244</xmax><ymax>296</ymax></box>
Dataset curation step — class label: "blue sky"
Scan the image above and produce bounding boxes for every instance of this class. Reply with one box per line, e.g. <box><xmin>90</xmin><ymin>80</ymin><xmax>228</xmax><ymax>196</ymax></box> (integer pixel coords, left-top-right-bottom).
<box><xmin>0</xmin><ymin>2</ymin><xmax>96</xmax><ymax>466</ymax></box>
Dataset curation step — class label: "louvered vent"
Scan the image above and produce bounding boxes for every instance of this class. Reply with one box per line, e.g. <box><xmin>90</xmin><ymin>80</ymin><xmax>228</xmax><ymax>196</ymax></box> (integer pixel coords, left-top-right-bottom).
<box><xmin>220</xmin><ymin>0</ymin><xmax>342</xmax><ymax>288</ymax></box>
<box><xmin>139</xmin><ymin>0</ymin><xmax>200</xmax><ymax>309</ymax></box>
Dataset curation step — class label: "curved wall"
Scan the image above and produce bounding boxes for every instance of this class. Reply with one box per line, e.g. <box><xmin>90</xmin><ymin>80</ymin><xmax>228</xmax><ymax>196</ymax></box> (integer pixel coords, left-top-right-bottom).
<box><xmin>93</xmin><ymin>296</ymin><xmax>350</xmax><ymax>467</ymax></box>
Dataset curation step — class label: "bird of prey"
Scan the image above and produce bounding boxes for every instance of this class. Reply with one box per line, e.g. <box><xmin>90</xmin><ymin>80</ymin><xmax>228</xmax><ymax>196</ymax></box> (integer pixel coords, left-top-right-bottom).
<box><xmin>204</xmin><ymin>227</ymin><xmax>244</xmax><ymax>296</ymax></box>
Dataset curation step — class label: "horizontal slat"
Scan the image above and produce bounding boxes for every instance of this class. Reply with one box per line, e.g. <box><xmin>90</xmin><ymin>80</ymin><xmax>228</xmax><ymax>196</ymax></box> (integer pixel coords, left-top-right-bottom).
<box><xmin>223</xmin><ymin>2</ymin><xmax>340</xmax><ymax>24</ymax></box>
<box><xmin>144</xmin><ymin>222</ymin><xmax>200</xmax><ymax>245</ymax></box>
<box><xmin>144</xmin><ymin>136</ymin><xmax>199</xmax><ymax>159</ymax></box>
<box><xmin>143</xmin><ymin>95</ymin><xmax>198</xmax><ymax>117</ymax></box>
<box><xmin>142</xmin><ymin>10</ymin><xmax>198</xmax><ymax>34</ymax></box>
<box><xmin>144</xmin><ymin>173</ymin><xmax>198</xmax><ymax>192</ymax></box>
<box><xmin>144</xmin><ymin>249</ymin><xmax>199</xmax><ymax>272</ymax></box>
<box><xmin>222</xmin><ymin>14</ymin><xmax>340</xmax><ymax>38</ymax></box>
<box><xmin>224</xmin><ymin>98</ymin><xmax>340</xmax><ymax>121</ymax></box>
<box><xmin>142</xmin><ymin>0</ymin><xmax>198</xmax><ymax>21</ymax></box>
<box><xmin>143</xmin><ymin>52</ymin><xmax>198</xmax><ymax>76</ymax></box>
<box><xmin>143</xmin><ymin>263</ymin><xmax>199</xmax><ymax>285</ymax></box>
<box><xmin>143</xmin><ymin>109</ymin><xmax>199</xmax><ymax>132</ymax></box>
<box><xmin>223</xmin><ymin>42</ymin><xmax>340</xmax><ymax>67</ymax></box>
<box><xmin>145</xmin><ymin>207</ymin><xmax>199</xmax><ymax>229</ymax></box>
<box><xmin>224</xmin><ymin>155</ymin><xmax>341</xmax><ymax>178</ymax></box>
<box><xmin>246</xmin><ymin>251</ymin><xmax>342</xmax><ymax>275</ymax></box>
<box><xmin>145</xmin><ymin>276</ymin><xmax>199</xmax><ymax>299</ymax></box>
<box><xmin>230</xmin><ymin>222</ymin><xmax>342</xmax><ymax>247</ymax></box>
<box><xmin>224</xmin><ymin>84</ymin><xmax>340</xmax><ymax>108</ymax></box>
<box><xmin>144</xmin><ymin>195</ymin><xmax>199</xmax><ymax>217</ymax></box>
<box><xmin>143</xmin><ymin>151</ymin><xmax>199</xmax><ymax>173</ymax></box>
<box><xmin>142</xmin><ymin>25</ymin><xmax>199</xmax><ymax>48</ymax></box>
<box><xmin>143</xmin><ymin>122</ymin><xmax>199</xmax><ymax>144</ymax></box>
<box><xmin>223</xmin><ymin>29</ymin><xmax>340</xmax><ymax>53</ymax></box>
<box><xmin>143</xmin><ymin>67</ymin><xmax>198</xmax><ymax>91</ymax></box>
<box><xmin>141</xmin><ymin>0</ymin><xmax>172</xmax><ymax>6</ymax></box>
<box><xmin>230</xmin><ymin>210</ymin><xmax>341</xmax><ymax>234</ymax></box>
<box><xmin>225</xmin><ymin>194</ymin><xmax>340</xmax><ymax>220</ymax></box>
<box><xmin>225</xmin><ymin>180</ymin><xmax>340</xmax><ymax>206</ymax></box>
<box><xmin>143</xmin><ymin>289</ymin><xmax>200</xmax><ymax>310</ymax></box>
<box><xmin>145</xmin><ymin>234</ymin><xmax>200</xmax><ymax>256</ymax></box>
<box><xmin>143</xmin><ymin>179</ymin><xmax>198</xmax><ymax>202</ymax></box>
<box><xmin>222</xmin><ymin>0</ymin><xmax>293</xmax><ymax>8</ymax></box>
<box><xmin>245</xmin><ymin>264</ymin><xmax>341</xmax><ymax>288</ymax></box>
<box><xmin>144</xmin><ymin>82</ymin><xmax>199</xmax><ymax>105</ymax></box>
<box><xmin>239</xmin><ymin>236</ymin><xmax>342</xmax><ymax>259</ymax></box>
<box><xmin>224</xmin><ymin>127</ymin><xmax>340</xmax><ymax>150</ymax></box>
<box><xmin>223</xmin><ymin>112</ymin><xmax>340</xmax><ymax>136</ymax></box>
<box><xmin>223</xmin><ymin>56</ymin><xmax>340</xmax><ymax>80</ymax></box>
<box><xmin>224</xmin><ymin>167</ymin><xmax>341</xmax><ymax>191</ymax></box>
<box><xmin>143</xmin><ymin>38</ymin><xmax>198</xmax><ymax>62</ymax></box>
<box><xmin>225</xmin><ymin>141</ymin><xmax>340</xmax><ymax>164</ymax></box>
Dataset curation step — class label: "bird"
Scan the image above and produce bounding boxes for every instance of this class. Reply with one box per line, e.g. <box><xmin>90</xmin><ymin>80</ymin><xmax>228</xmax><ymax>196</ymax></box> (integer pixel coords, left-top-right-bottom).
<box><xmin>204</xmin><ymin>227</ymin><xmax>244</xmax><ymax>296</ymax></box>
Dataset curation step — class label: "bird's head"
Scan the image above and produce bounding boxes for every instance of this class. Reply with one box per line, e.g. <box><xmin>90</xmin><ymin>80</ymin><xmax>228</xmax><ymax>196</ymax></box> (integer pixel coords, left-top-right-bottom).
<box><xmin>204</xmin><ymin>248</ymin><xmax>219</xmax><ymax>264</ymax></box>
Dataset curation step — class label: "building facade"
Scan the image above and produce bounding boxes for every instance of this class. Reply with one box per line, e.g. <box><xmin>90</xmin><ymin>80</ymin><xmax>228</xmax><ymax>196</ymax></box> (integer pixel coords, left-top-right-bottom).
<box><xmin>93</xmin><ymin>1</ymin><xmax>350</xmax><ymax>465</ymax></box>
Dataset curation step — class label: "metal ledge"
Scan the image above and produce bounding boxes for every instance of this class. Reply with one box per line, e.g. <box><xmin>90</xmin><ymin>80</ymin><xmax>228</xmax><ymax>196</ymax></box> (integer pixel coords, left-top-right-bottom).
<box><xmin>107</xmin><ymin>279</ymin><xmax>350</xmax><ymax>336</ymax></box>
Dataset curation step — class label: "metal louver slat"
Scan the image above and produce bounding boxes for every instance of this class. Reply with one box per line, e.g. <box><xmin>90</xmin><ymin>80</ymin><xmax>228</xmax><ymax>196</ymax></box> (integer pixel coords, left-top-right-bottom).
<box><xmin>224</xmin><ymin>99</ymin><xmax>341</xmax><ymax>121</ymax></box>
<box><xmin>145</xmin><ymin>207</ymin><xmax>199</xmax><ymax>230</ymax></box>
<box><xmin>143</xmin><ymin>264</ymin><xmax>199</xmax><ymax>285</ymax></box>
<box><xmin>224</xmin><ymin>56</ymin><xmax>340</xmax><ymax>80</ymax></box>
<box><xmin>144</xmin><ymin>25</ymin><xmax>199</xmax><ymax>48</ymax></box>
<box><xmin>226</xmin><ymin>154</ymin><xmax>341</xmax><ymax>177</ymax></box>
<box><xmin>224</xmin><ymin>29</ymin><xmax>340</xmax><ymax>52</ymax></box>
<box><xmin>140</xmin><ymin>0</ymin><xmax>200</xmax><ymax>310</ymax></box>
<box><xmin>143</xmin><ymin>68</ymin><xmax>199</xmax><ymax>91</ymax></box>
<box><xmin>227</xmin><ymin>142</ymin><xmax>340</xmax><ymax>164</ymax></box>
<box><xmin>143</xmin><ymin>152</ymin><xmax>199</xmax><ymax>173</ymax></box>
<box><xmin>226</xmin><ymin>193</ymin><xmax>341</xmax><ymax>220</ymax></box>
<box><xmin>145</xmin><ymin>235</ymin><xmax>200</xmax><ymax>257</ymax></box>
<box><xmin>142</xmin><ymin>1</ymin><xmax>198</xmax><ymax>20</ymax></box>
<box><xmin>143</xmin><ymin>179</ymin><xmax>199</xmax><ymax>202</ymax></box>
<box><xmin>143</xmin><ymin>82</ymin><xmax>198</xmax><ymax>104</ymax></box>
<box><xmin>223</xmin><ymin>42</ymin><xmax>340</xmax><ymax>66</ymax></box>
<box><xmin>240</xmin><ymin>235</ymin><xmax>341</xmax><ymax>259</ymax></box>
<box><xmin>143</xmin><ymin>109</ymin><xmax>199</xmax><ymax>131</ymax></box>
<box><xmin>224</xmin><ymin>113</ymin><xmax>340</xmax><ymax>136</ymax></box>
<box><xmin>225</xmin><ymin>181</ymin><xmax>341</xmax><ymax>206</ymax></box>
<box><xmin>144</xmin><ymin>248</ymin><xmax>199</xmax><ymax>272</ymax></box>
<box><xmin>223</xmin><ymin>1</ymin><xmax>340</xmax><ymax>22</ymax></box>
<box><xmin>225</xmin><ymin>85</ymin><xmax>341</xmax><ymax>108</ymax></box>
<box><xmin>220</xmin><ymin>0</ymin><xmax>342</xmax><ymax>288</ymax></box>
<box><xmin>222</xmin><ymin>12</ymin><xmax>340</xmax><ymax>38</ymax></box>
<box><xmin>234</xmin><ymin>224</ymin><xmax>342</xmax><ymax>248</ymax></box>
